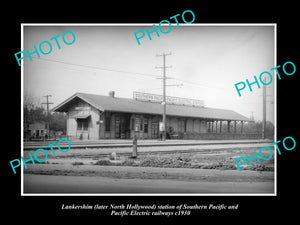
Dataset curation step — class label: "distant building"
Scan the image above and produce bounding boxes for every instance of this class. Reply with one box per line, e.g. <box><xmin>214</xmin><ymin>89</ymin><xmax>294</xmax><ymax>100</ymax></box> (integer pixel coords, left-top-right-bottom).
<box><xmin>24</xmin><ymin>121</ymin><xmax>47</xmax><ymax>140</ymax></box>
<box><xmin>52</xmin><ymin>92</ymin><xmax>256</xmax><ymax>140</ymax></box>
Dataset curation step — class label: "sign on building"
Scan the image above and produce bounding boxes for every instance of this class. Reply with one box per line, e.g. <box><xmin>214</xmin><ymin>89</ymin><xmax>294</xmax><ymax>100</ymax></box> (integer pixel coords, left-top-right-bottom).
<box><xmin>133</xmin><ymin>91</ymin><xmax>204</xmax><ymax>107</ymax></box>
<box><xmin>75</xmin><ymin>107</ymin><xmax>91</xmax><ymax>110</ymax></box>
<box><xmin>159</xmin><ymin>122</ymin><xmax>165</xmax><ymax>132</ymax></box>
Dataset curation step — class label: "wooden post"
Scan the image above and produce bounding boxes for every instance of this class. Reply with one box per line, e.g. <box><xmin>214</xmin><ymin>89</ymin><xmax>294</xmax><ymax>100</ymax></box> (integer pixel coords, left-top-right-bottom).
<box><xmin>132</xmin><ymin>134</ymin><xmax>137</xmax><ymax>158</ymax></box>
<box><xmin>220</xmin><ymin>121</ymin><xmax>222</xmax><ymax>133</ymax></box>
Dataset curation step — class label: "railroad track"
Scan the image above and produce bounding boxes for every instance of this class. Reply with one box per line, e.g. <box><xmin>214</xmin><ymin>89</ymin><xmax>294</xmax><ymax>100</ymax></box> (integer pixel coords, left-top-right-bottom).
<box><xmin>58</xmin><ymin>146</ymin><xmax>263</xmax><ymax>158</ymax></box>
<box><xmin>23</xmin><ymin>139</ymin><xmax>272</xmax><ymax>151</ymax></box>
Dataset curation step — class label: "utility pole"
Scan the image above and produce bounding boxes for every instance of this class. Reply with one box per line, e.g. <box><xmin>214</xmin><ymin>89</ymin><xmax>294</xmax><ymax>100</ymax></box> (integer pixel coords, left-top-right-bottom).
<box><xmin>262</xmin><ymin>79</ymin><xmax>266</xmax><ymax>139</ymax></box>
<box><xmin>42</xmin><ymin>95</ymin><xmax>54</xmax><ymax>139</ymax></box>
<box><xmin>259</xmin><ymin>81</ymin><xmax>273</xmax><ymax>140</ymax></box>
<box><xmin>156</xmin><ymin>52</ymin><xmax>172</xmax><ymax>141</ymax></box>
<box><xmin>250</xmin><ymin>111</ymin><xmax>254</xmax><ymax>121</ymax></box>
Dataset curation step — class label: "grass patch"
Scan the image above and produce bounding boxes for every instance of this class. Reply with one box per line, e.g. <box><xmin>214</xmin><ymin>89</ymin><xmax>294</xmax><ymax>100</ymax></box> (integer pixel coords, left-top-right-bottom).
<box><xmin>72</xmin><ymin>161</ymin><xmax>84</xmax><ymax>166</ymax></box>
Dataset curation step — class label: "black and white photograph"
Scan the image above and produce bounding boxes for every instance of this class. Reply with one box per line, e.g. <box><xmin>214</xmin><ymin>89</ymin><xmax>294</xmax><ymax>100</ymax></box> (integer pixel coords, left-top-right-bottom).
<box><xmin>5</xmin><ymin>5</ymin><xmax>298</xmax><ymax>221</ymax></box>
<box><xmin>21</xmin><ymin>24</ymin><xmax>275</xmax><ymax>195</ymax></box>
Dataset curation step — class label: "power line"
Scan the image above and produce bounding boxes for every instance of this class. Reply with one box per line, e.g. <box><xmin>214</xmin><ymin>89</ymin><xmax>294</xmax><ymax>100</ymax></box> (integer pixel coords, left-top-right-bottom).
<box><xmin>31</xmin><ymin>56</ymin><xmax>160</xmax><ymax>78</ymax></box>
<box><xmin>171</xmin><ymin>77</ymin><xmax>227</xmax><ymax>90</ymax></box>
<box><xmin>32</xmin><ymin>56</ymin><xmax>230</xmax><ymax>91</ymax></box>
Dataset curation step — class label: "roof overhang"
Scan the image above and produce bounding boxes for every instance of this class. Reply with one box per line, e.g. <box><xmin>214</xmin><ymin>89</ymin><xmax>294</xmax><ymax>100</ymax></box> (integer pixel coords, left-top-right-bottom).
<box><xmin>72</xmin><ymin>114</ymin><xmax>91</xmax><ymax>119</ymax></box>
<box><xmin>51</xmin><ymin>93</ymin><xmax>104</xmax><ymax>113</ymax></box>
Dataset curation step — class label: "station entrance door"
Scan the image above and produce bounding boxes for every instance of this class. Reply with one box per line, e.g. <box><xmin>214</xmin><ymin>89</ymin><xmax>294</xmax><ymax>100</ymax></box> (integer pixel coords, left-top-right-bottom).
<box><xmin>115</xmin><ymin>114</ymin><xmax>131</xmax><ymax>139</ymax></box>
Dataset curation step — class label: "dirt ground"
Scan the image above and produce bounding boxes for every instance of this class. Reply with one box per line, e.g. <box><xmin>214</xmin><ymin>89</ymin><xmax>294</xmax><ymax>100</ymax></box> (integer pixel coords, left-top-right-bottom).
<box><xmin>22</xmin><ymin>145</ymin><xmax>275</xmax><ymax>194</ymax></box>
<box><xmin>24</xmin><ymin>173</ymin><xmax>274</xmax><ymax>194</ymax></box>
<box><xmin>24</xmin><ymin>146</ymin><xmax>275</xmax><ymax>172</ymax></box>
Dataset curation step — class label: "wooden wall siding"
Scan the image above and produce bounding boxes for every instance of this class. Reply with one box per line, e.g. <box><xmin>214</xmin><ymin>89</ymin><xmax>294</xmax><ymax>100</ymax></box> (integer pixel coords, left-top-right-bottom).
<box><xmin>166</xmin><ymin>117</ymin><xmax>208</xmax><ymax>134</ymax></box>
<box><xmin>66</xmin><ymin>99</ymin><xmax>100</xmax><ymax>139</ymax></box>
<box><xmin>67</xmin><ymin>114</ymin><xmax>77</xmax><ymax>137</ymax></box>
<box><xmin>122</xmin><ymin>115</ymin><xmax>212</xmax><ymax>139</ymax></box>
<box><xmin>66</xmin><ymin>106</ymin><xmax>245</xmax><ymax>140</ymax></box>
<box><xmin>130</xmin><ymin>114</ymin><xmax>160</xmax><ymax>139</ymax></box>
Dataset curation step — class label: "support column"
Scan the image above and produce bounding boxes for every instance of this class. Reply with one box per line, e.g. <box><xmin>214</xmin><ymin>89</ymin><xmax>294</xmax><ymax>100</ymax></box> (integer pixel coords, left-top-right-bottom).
<box><xmin>227</xmin><ymin>121</ymin><xmax>231</xmax><ymax>133</ymax></box>
<box><xmin>234</xmin><ymin>121</ymin><xmax>237</xmax><ymax>133</ymax></box>
<box><xmin>214</xmin><ymin>121</ymin><xmax>216</xmax><ymax>133</ymax></box>
<box><xmin>241</xmin><ymin>121</ymin><xmax>244</xmax><ymax>134</ymax></box>
<box><xmin>220</xmin><ymin>120</ymin><xmax>222</xmax><ymax>133</ymax></box>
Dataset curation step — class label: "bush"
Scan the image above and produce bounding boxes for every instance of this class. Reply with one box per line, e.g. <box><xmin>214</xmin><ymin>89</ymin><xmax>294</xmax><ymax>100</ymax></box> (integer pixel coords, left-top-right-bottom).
<box><xmin>72</xmin><ymin>161</ymin><xmax>84</xmax><ymax>166</ymax></box>
<box><xmin>93</xmin><ymin>159</ymin><xmax>112</xmax><ymax>166</ymax></box>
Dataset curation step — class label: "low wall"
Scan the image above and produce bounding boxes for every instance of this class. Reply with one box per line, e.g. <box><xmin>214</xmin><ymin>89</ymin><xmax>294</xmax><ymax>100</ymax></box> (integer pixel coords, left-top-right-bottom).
<box><xmin>173</xmin><ymin>132</ymin><xmax>261</xmax><ymax>140</ymax></box>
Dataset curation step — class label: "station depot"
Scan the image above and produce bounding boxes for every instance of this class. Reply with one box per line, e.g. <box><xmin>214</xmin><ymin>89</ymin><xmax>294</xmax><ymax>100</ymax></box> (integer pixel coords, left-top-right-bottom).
<box><xmin>52</xmin><ymin>91</ymin><xmax>256</xmax><ymax>140</ymax></box>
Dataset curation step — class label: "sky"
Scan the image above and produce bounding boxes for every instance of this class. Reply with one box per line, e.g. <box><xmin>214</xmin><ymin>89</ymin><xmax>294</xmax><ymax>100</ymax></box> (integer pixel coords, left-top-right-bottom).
<box><xmin>23</xmin><ymin>24</ymin><xmax>275</xmax><ymax>123</ymax></box>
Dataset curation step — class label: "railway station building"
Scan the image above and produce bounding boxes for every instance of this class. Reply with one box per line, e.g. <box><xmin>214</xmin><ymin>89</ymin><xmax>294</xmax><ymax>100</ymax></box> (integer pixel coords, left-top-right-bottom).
<box><xmin>52</xmin><ymin>91</ymin><xmax>257</xmax><ymax>140</ymax></box>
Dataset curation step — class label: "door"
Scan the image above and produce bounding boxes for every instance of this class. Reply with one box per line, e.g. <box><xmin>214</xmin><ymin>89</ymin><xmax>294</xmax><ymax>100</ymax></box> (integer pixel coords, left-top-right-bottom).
<box><xmin>151</xmin><ymin>122</ymin><xmax>159</xmax><ymax>139</ymax></box>
<box><xmin>115</xmin><ymin>114</ymin><xmax>131</xmax><ymax>139</ymax></box>
<box><xmin>115</xmin><ymin>116</ymin><xmax>121</xmax><ymax>138</ymax></box>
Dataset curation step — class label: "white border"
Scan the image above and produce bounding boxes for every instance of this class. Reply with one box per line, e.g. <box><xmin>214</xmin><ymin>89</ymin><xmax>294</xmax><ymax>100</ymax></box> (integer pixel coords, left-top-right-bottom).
<box><xmin>21</xmin><ymin>23</ymin><xmax>277</xmax><ymax>196</ymax></box>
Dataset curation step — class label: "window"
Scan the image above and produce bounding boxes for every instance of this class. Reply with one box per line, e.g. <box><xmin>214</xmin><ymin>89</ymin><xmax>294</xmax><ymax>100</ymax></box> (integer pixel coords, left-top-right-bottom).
<box><xmin>77</xmin><ymin>119</ymin><xmax>89</xmax><ymax>131</ymax></box>
<box><xmin>140</xmin><ymin>119</ymin><xmax>143</xmax><ymax>131</ymax></box>
<box><xmin>151</xmin><ymin>122</ymin><xmax>159</xmax><ymax>137</ymax></box>
<box><xmin>178</xmin><ymin>120</ymin><xmax>185</xmax><ymax>132</ymax></box>
<box><xmin>143</xmin><ymin>119</ymin><xmax>148</xmax><ymax>133</ymax></box>
<box><xmin>135</xmin><ymin>118</ymin><xmax>141</xmax><ymax>132</ymax></box>
<box><xmin>115</xmin><ymin>116</ymin><xmax>120</xmax><ymax>138</ymax></box>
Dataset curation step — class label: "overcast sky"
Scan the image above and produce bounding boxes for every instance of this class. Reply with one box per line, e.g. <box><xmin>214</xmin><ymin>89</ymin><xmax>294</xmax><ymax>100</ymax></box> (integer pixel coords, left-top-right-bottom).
<box><xmin>23</xmin><ymin>24</ymin><xmax>275</xmax><ymax>123</ymax></box>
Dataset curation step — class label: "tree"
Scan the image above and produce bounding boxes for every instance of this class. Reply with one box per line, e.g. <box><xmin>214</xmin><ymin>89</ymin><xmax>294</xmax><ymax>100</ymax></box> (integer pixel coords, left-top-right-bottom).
<box><xmin>24</xmin><ymin>106</ymin><xmax>47</xmax><ymax>124</ymax></box>
<box><xmin>243</xmin><ymin>121</ymin><xmax>274</xmax><ymax>139</ymax></box>
<box><xmin>49</xmin><ymin>112</ymin><xmax>67</xmax><ymax>133</ymax></box>
<box><xmin>24</xmin><ymin>93</ymin><xmax>46</xmax><ymax>124</ymax></box>
<box><xmin>23</xmin><ymin>94</ymin><xmax>67</xmax><ymax>135</ymax></box>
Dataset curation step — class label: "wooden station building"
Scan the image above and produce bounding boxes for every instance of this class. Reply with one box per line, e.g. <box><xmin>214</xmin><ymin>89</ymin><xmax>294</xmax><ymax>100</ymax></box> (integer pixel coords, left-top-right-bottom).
<box><xmin>52</xmin><ymin>91</ymin><xmax>255</xmax><ymax>140</ymax></box>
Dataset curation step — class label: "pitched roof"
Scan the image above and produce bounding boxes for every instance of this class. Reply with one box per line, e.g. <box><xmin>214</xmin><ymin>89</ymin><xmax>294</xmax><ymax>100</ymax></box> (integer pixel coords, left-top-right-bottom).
<box><xmin>52</xmin><ymin>92</ymin><xmax>249</xmax><ymax>121</ymax></box>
